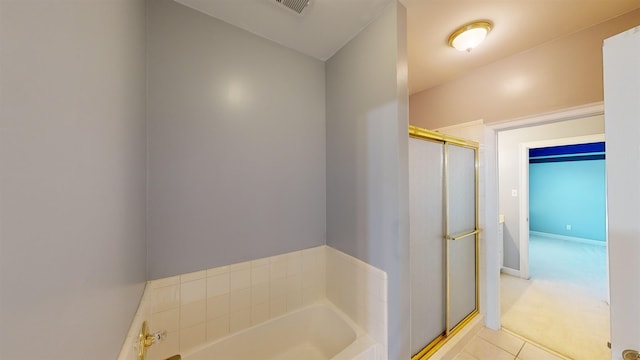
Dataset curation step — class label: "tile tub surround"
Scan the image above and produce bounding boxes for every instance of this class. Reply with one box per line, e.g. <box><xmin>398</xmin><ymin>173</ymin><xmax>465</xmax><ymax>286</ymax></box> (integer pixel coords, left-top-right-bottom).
<box><xmin>118</xmin><ymin>283</ymin><xmax>154</xmax><ymax>360</ymax></box>
<box><xmin>326</xmin><ymin>246</ymin><xmax>389</xmax><ymax>360</ymax></box>
<box><xmin>118</xmin><ymin>245</ymin><xmax>388</xmax><ymax>360</ymax></box>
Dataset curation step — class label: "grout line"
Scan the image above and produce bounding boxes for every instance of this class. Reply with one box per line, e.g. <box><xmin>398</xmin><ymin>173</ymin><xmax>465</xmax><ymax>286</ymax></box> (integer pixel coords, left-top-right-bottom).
<box><xmin>477</xmin><ymin>328</ymin><xmax>524</xmax><ymax>357</ymax></box>
<box><xmin>460</xmin><ymin>349</ymin><xmax>480</xmax><ymax>360</ymax></box>
<box><xmin>501</xmin><ymin>327</ymin><xmax>572</xmax><ymax>360</ymax></box>
<box><xmin>514</xmin><ymin>340</ymin><xmax>525</xmax><ymax>358</ymax></box>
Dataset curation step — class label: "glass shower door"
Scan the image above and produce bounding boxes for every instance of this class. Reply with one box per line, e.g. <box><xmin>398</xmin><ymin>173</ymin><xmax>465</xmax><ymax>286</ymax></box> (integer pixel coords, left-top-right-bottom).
<box><xmin>409</xmin><ymin>126</ymin><xmax>479</xmax><ymax>360</ymax></box>
<box><xmin>446</xmin><ymin>143</ymin><xmax>478</xmax><ymax>332</ymax></box>
<box><xmin>409</xmin><ymin>137</ymin><xmax>446</xmax><ymax>356</ymax></box>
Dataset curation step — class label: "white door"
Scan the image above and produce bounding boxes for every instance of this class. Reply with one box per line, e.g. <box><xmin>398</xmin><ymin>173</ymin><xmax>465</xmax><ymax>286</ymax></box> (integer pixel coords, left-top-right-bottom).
<box><xmin>603</xmin><ymin>25</ymin><xmax>640</xmax><ymax>359</ymax></box>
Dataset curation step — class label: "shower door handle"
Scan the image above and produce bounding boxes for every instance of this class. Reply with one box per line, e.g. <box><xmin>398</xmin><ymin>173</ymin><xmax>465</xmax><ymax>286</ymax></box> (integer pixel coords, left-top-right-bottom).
<box><xmin>446</xmin><ymin>229</ymin><xmax>480</xmax><ymax>241</ymax></box>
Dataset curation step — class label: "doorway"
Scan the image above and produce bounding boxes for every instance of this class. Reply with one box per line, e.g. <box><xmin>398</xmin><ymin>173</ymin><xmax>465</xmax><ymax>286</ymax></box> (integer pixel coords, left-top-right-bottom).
<box><xmin>527</xmin><ymin>139</ymin><xmax>608</xmax><ymax>300</ymax></box>
<box><xmin>492</xmin><ymin>111</ymin><xmax>611</xmax><ymax>359</ymax></box>
<box><xmin>515</xmin><ymin>134</ymin><xmax>606</xmax><ymax>280</ymax></box>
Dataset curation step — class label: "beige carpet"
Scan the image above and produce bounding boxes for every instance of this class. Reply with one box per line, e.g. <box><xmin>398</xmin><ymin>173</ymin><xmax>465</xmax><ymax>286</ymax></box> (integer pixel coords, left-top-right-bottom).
<box><xmin>501</xmin><ymin>274</ymin><xmax>610</xmax><ymax>360</ymax></box>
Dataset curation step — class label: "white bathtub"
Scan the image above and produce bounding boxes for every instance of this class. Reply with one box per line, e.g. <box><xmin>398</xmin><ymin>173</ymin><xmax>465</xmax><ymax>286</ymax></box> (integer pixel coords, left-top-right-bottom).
<box><xmin>182</xmin><ymin>302</ymin><xmax>378</xmax><ymax>360</ymax></box>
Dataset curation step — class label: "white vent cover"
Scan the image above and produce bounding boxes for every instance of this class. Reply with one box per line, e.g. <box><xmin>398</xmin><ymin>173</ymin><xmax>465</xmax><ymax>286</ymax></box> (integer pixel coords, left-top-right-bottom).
<box><xmin>273</xmin><ymin>0</ymin><xmax>310</xmax><ymax>15</ymax></box>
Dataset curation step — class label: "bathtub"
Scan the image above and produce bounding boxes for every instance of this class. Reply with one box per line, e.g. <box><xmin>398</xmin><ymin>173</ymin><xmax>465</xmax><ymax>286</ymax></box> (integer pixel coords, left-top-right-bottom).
<box><xmin>182</xmin><ymin>301</ymin><xmax>379</xmax><ymax>360</ymax></box>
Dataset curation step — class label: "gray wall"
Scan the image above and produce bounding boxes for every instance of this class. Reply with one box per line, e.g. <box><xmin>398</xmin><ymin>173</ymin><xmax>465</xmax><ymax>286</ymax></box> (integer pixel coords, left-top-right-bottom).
<box><xmin>147</xmin><ymin>0</ymin><xmax>326</xmax><ymax>279</ymax></box>
<box><xmin>326</xmin><ymin>3</ymin><xmax>410</xmax><ymax>359</ymax></box>
<box><xmin>0</xmin><ymin>1</ymin><xmax>147</xmax><ymax>359</ymax></box>
<box><xmin>498</xmin><ymin>116</ymin><xmax>604</xmax><ymax>270</ymax></box>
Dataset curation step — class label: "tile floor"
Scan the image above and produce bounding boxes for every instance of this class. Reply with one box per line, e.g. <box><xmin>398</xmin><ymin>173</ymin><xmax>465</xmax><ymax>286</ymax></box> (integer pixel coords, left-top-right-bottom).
<box><xmin>452</xmin><ymin>327</ymin><xmax>568</xmax><ymax>360</ymax></box>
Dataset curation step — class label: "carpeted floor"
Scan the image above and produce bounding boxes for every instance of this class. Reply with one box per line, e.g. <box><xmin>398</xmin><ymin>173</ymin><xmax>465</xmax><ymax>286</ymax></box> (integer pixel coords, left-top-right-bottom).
<box><xmin>529</xmin><ymin>234</ymin><xmax>608</xmax><ymax>301</ymax></box>
<box><xmin>501</xmin><ymin>234</ymin><xmax>610</xmax><ymax>360</ymax></box>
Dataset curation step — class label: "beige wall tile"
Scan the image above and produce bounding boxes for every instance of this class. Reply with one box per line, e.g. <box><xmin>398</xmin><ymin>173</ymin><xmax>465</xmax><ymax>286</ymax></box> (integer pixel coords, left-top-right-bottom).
<box><xmin>251</xmin><ymin>303</ymin><xmax>270</xmax><ymax>325</ymax></box>
<box><xmin>180</xmin><ymin>323</ymin><xmax>206</xmax><ymax>352</ymax></box>
<box><xmin>286</xmin><ymin>252</ymin><xmax>302</xmax><ymax>276</ymax></box>
<box><xmin>151</xmin><ymin>285</ymin><xmax>180</xmax><ymax>313</ymax></box>
<box><xmin>251</xmin><ymin>283</ymin><xmax>269</xmax><ymax>306</ymax></box>
<box><xmin>180</xmin><ymin>300</ymin><xmax>206</xmax><ymax>329</ymax></box>
<box><xmin>270</xmin><ymin>296</ymin><xmax>287</xmax><ymax>318</ymax></box>
<box><xmin>251</xmin><ymin>264</ymin><xmax>269</xmax><ymax>285</ymax></box>
<box><xmin>206</xmin><ymin>316</ymin><xmax>229</xmax><ymax>342</ymax></box>
<box><xmin>251</xmin><ymin>258</ymin><xmax>269</xmax><ymax>267</ymax></box>
<box><xmin>229</xmin><ymin>268</ymin><xmax>251</xmax><ymax>291</ymax></box>
<box><xmin>181</xmin><ymin>278</ymin><xmax>206</xmax><ymax>304</ymax></box>
<box><xmin>150</xmin><ymin>276</ymin><xmax>180</xmax><ymax>289</ymax></box>
<box><xmin>229</xmin><ymin>288</ymin><xmax>251</xmax><ymax>312</ymax></box>
<box><xmin>206</xmin><ymin>266</ymin><xmax>229</xmax><ymax>277</ymax></box>
<box><xmin>206</xmin><ymin>273</ymin><xmax>229</xmax><ymax>297</ymax></box>
<box><xmin>270</xmin><ymin>258</ymin><xmax>287</xmax><ymax>281</ymax></box>
<box><xmin>229</xmin><ymin>310</ymin><xmax>251</xmax><ymax>333</ymax></box>
<box><xmin>206</xmin><ymin>293</ymin><xmax>229</xmax><ymax>320</ymax></box>
<box><xmin>181</xmin><ymin>270</ymin><xmax>206</xmax><ymax>283</ymax></box>
<box><xmin>151</xmin><ymin>307</ymin><xmax>179</xmax><ymax>333</ymax></box>
<box><xmin>270</xmin><ymin>277</ymin><xmax>287</xmax><ymax>301</ymax></box>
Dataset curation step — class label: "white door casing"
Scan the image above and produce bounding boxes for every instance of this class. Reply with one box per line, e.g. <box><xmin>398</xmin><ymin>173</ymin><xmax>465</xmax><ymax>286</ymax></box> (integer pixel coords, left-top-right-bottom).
<box><xmin>483</xmin><ymin>101</ymin><xmax>605</xmax><ymax>330</ymax></box>
<box><xmin>517</xmin><ymin>134</ymin><xmax>606</xmax><ymax>280</ymax></box>
<box><xmin>603</xmin><ymin>26</ymin><xmax>640</xmax><ymax>359</ymax></box>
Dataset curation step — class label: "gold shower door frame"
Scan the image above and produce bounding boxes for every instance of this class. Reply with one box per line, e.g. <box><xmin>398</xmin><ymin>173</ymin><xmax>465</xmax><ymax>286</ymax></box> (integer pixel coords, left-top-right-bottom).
<box><xmin>409</xmin><ymin>125</ymin><xmax>480</xmax><ymax>360</ymax></box>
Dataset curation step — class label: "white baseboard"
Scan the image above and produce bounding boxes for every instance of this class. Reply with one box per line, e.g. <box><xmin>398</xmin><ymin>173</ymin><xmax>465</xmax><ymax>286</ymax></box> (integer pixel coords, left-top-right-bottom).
<box><xmin>530</xmin><ymin>231</ymin><xmax>606</xmax><ymax>247</ymax></box>
<box><xmin>500</xmin><ymin>267</ymin><xmax>521</xmax><ymax>278</ymax></box>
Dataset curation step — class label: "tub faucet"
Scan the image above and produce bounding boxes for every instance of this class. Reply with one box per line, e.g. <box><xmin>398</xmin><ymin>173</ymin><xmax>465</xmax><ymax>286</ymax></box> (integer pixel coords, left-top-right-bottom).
<box><xmin>138</xmin><ymin>321</ymin><xmax>167</xmax><ymax>360</ymax></box>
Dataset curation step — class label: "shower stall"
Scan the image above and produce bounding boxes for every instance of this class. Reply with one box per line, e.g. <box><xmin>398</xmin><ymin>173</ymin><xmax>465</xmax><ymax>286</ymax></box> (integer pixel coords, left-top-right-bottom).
<box><xmin>409</xmin><ymin>126</ymin><xmax>479</xmax><ymax>359</ymax></box>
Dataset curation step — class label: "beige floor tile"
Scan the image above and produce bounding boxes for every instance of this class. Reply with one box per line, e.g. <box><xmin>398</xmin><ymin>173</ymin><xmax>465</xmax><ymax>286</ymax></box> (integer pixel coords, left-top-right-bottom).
<box><xmin>453</xmin><ymin>352</ymin><xmax>478</xmax><ymax>360</ymax></box>
<box><xmin>517</xmin><ymin>343</ymin><xmax>564</xmax><ymax>360</ymax></box>
<box><xmin>463</xmin><ymin>337</ymin><xmax>515</xmax><ymax>360</ymax></box>
<box><xmin>477</xmin><ymin>328</ymin><xmax>525</xmax><ymax>356</ymax></box>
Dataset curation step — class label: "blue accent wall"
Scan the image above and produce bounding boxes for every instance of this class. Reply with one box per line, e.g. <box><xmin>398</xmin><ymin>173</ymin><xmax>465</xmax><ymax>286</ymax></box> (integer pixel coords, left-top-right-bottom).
<box><xmin>529</xmin><ymin>158</ymin><xmax>606</xmax><ymax>241</ymax></box>
<box><xmin>529</xmin><ymin>142</ymin><xmax>605</xmax><ymax>157</ymax></box>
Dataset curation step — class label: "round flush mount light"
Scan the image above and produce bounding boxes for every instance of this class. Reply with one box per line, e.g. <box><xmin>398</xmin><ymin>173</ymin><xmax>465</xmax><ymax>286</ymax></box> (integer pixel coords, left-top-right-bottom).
<box><xmin>448</xmin><ymin>21</ymin><xmax>493</xmax><ymax>52</ymax></box>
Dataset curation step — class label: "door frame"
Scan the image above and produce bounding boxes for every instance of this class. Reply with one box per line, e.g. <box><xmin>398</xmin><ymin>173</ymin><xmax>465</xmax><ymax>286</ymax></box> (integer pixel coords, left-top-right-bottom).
<box><xmin>516</xmin><ymin>134</ymin><xmax>606</xmax><ymax>280</ymax></box>
<box><xmin>482</xmin><ymin>101</ymin><xmax>604</xmax><ymax>329</ymax></box>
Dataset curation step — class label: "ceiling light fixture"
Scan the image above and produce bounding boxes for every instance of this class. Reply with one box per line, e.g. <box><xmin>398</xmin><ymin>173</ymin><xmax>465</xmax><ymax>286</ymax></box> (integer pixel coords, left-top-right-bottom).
<box><xmin>448</xmin><ymin>21</ymin><xmax>492</xmax><ymax>52</ymax></box>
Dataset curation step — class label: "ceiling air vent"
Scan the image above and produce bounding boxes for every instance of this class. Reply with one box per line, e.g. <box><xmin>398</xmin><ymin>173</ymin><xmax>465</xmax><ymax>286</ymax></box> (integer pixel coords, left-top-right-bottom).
<box><xmin>274</xmin><ymin>0</ymin><xmax>310</xmax><ymax>15</ymax></box>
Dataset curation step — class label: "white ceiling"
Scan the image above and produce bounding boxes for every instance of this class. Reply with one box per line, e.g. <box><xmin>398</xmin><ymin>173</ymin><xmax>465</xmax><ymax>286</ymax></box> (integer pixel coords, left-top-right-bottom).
<box><xmin>175</xmin><ymin>0</ymin><xmax>640</xmax><ymax>94</ymax></box>
<box><xmin>174</xmin><ymin>0</ymin><xmax>392</xmax><ymax>61</ymax></box>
